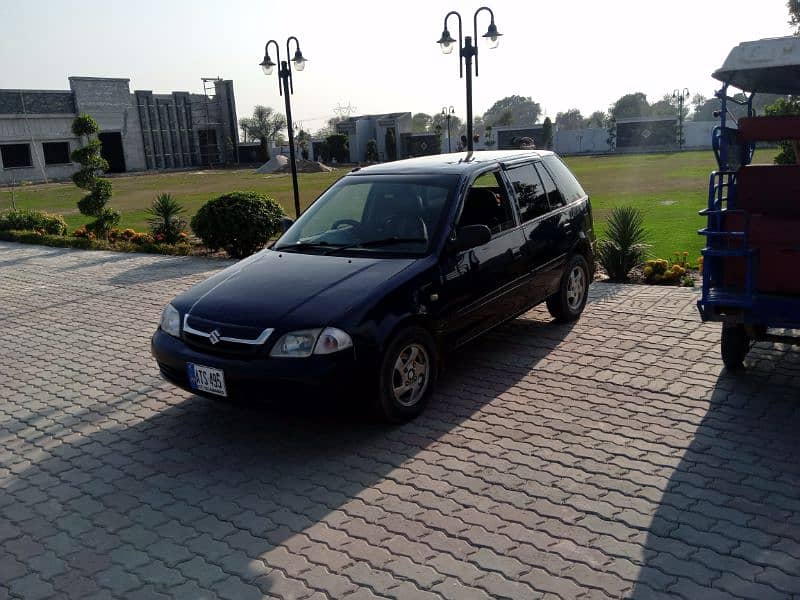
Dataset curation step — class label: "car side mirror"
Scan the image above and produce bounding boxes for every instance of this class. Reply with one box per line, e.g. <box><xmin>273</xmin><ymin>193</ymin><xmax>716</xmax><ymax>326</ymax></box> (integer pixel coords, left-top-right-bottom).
<box><xmin>452</xmin><ymin>224</ymin><xmax>491</xmax><ymax>252</ymax></box>
<box><xmin>280</xmin><ymin>217</ymin><xmax>294</xmax><ymax>233</ymax></box>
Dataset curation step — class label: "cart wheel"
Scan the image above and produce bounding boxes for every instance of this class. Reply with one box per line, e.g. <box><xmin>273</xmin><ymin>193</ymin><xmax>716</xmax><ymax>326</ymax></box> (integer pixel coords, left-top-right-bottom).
<box><xmin>721</xmin><ymin>324</ymin><xmax>749</xmax><ymax>371</ymax></box>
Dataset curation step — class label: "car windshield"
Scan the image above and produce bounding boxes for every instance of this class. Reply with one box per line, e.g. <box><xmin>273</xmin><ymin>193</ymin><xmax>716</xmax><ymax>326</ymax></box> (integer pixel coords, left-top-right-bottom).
<box><xmin>274</xmin><ymin>174</ymin><xmax>459</xmax><ymax>256</ymax></box>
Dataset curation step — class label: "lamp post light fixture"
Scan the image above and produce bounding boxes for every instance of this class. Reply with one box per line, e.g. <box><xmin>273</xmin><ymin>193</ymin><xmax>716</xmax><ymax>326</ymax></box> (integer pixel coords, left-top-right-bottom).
<box><xmin>260</xmin><ymin>37</ymin><xmax>308</xmax><ymax>218</ymax></box>
<box><xmin>673</xmin><ymin>88</ymin><xmax>690</xmax><ymax>151</ymax></box>
<box><xmin>441</xmin><ymin>106</ymin><xmax>455</xmax><ymax>152</ymax></box>
<box><xmin>437</xmin><ymin>6</ymin><xmax>502</xmax><ymax>152</ymax></box>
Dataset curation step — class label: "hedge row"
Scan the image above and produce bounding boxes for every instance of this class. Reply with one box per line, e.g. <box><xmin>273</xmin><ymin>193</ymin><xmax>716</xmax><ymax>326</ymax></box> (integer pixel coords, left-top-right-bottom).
<box><xmin>0</xmin><ymin>230</ymin><xmax>193</xmax><ymax>256</ymax></box>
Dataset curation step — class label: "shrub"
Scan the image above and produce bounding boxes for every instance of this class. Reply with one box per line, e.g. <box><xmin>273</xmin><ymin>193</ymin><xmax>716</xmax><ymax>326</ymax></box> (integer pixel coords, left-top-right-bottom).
<box><xmin>0</xmin><ymin>209</ymin><xmax>68</xmax><ymax>235</ymax></box>
<box><xmin>643</xmin><ymin>258</ymin><xmax>686</xmax><ymax>285</ymax></box>
<box><xmin>146</xmin><ymin>193</ymin><xmax>187</xmax><ymax>244</ymax></box>
<box><xmin>596</xmin><ymin>206</ymin><xmax>650</xmax><ymax>282</ymax></box>
<box><xmin>190</xmin><ymin>191</ymin><xmax>284</xmax><ymax>258</ymax></box>
<box><xmin>365</xmin><ymin>139</ymin><xmax>379</xmax><ymax>162</ymax></box>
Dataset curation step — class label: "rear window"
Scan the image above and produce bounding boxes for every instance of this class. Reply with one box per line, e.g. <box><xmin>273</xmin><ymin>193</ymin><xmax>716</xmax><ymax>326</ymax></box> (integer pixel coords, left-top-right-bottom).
<box><xmin>543</xmin><ymin>155</ymin><xmax>586</xmax><ymax>204</ymax></box>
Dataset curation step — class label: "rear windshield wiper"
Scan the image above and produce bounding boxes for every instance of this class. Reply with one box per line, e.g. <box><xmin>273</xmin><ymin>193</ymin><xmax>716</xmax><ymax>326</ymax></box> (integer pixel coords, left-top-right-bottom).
<box><xmin>323</xmin><ymin>238</ymin><xmax>428</xmax><ymax>255</ymax></box>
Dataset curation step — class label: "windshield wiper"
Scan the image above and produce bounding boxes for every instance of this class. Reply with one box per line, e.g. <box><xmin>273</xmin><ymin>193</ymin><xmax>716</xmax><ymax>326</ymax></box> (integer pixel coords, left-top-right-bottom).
<box><xmin>323</xmin><ymin>237</ymin><xmax>428</xmax><ymax>255</ymax></box>
<box><xmin>273</xmin><ymin>241</ymin><xmax>333</xmax><ymax>252</ymax></box>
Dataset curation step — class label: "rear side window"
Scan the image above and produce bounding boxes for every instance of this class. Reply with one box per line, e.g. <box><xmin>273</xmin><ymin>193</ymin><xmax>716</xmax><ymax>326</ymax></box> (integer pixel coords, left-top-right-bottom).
<box><xmin>543</xmin><ymin>155</ymin><xmax>586</xmax><ymax>204</ymax></box>
<box><xmin>533</xmin><ymin>162</ymin><xmax>565</xmax><ymax>209</ymax></box>
<box><xmin>506</xmin><ymin>164</ymin><xmax>550</xmax><ymax>222</ymax></box>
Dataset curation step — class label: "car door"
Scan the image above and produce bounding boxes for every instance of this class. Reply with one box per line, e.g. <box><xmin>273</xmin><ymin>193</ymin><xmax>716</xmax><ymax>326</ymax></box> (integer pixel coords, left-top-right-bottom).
<box><xmin>437</xmin><ymin>169</ymin><xmax>528</xmax><ymax>345</ymax></box>
<box><xmin>504</xmin><ymin>162</ymin><xmax>561</xmax><ymax>302</ymax></box>
<box><xmin>542</xmin><ymin>154</ymin><xmax>591</xmax><ymax>260</ymax></box>
<box><xmin>530</xmin><ymin>161</ymin><xmax>570</xmax><ymax>296</ymax></box>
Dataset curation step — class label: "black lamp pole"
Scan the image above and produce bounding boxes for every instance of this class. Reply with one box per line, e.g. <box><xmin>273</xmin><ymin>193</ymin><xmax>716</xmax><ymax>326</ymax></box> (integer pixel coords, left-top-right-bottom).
<box><xmin>442</xmin><ymin>106</ymin><xmax>454</xmax><ymax>152</ymax></box>
<box><xmin>437</xmin><ymin>7</ymin><xmax>502</xmax><ymax>152</ymax></box>
<box><xmin>260</xmin><ymin>37</ymin><xmax>308</xmax><ymax>218</ymax></box>
<box><xmin>673</xmin><ymin>88</ymin><xmax>689</xmax><ymax>151</ymax></box>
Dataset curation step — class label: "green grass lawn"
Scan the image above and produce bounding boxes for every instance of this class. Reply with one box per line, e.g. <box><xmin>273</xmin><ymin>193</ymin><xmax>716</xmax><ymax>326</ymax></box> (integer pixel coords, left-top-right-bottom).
<box><xmin>0</xmin><ymin>148</ymin><xmax>778</xmax><ymax>263</ymax></box>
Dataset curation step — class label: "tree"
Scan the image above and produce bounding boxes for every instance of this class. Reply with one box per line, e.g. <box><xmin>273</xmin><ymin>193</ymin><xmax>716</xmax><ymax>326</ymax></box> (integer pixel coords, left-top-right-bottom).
<box><xmin>555</xmin><ymin>108</ymin><xmax>584</xmax><ymax>131</ymax></box>
<box><xmin>385</xmin><ymin>128</ymin><xmax>397</xmax><ymax>161</ymax></box>
<box><xmin>483</xmin><ymin>95</ymin><xmax>541</xmax><ymax>127</ymax></box>
<box><xmin>70</xmin><ymin>114</ymin><xmax>119</xmax><ymax>238</ymax></box>
<box><xmin>651</xmin><ymin>94</ymin><xmax>680</xmax><ymax>118</ymax></box>
<box><xmin>239</xmin><ymin>105</ymin><xmax>287</xmax><ymax>155</ymax></box>
<box><xmin>765</xmin><ymin>96</ymin><xmax>800</xmax><ymax>163</ymax></box>
<box><xmin>296</xmin><ymin>129</ymin><xmax>310</xmax><ymax>160</ymax></box>
<box><xmin>606</xmin><ymin>117</ymin><xmax>617</xmax><ymax>150</ymax></box>
<box><xmin>431</xmin><ymin>112</ymin><xmax>464</xmax><ymax>135</ymax></box>
<box><xmin>325</xmin><ymin>134</ymin><xmax>349</xmax><ymax>163</ymax></box>
<box><xmin>789</xmin><ymin>0</ymin><xmax>800</xmax><ymax>34</ymax></box>
<box><xmin>542</xmin><ymin>117</ymin><xmax>553</xmax><ymax>149</ymax></box>
<box><xmin>412</xmin><ymin>113</ymin><xmax>433</xmax><ymax>133</ymax></box>
<box><xmin>494</xmin><ymin>110</ymin><xmax>513</xmax><ymax>127</ymax></box>
<box><xmin>586</xmin><ymin>111</ymin><xmax>607</xmax><ymax>128</ymax></box>
<box><xmin>609</xmin><ymin>92</ymin><xmax>651</xmax><ymax>120</ymax></box>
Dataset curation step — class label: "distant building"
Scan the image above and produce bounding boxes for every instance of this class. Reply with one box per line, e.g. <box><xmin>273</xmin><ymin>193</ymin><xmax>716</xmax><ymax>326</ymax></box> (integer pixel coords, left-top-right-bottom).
<box><xmin>0</xmin><ymin>76</ymin><xmax>239</xmax><ymax>185</ymax></box>
<box><xmin>336</xmin><ymin>112</ymin><xmax>412</xmax><ymax>163</ymax></box>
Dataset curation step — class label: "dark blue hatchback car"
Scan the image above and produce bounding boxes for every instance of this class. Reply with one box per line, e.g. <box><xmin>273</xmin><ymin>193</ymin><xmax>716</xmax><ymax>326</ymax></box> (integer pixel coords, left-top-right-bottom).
<box><xmin>152</xmin><ymin>150</ymin><xmax>595</xmax><ymax>420</ymax></box>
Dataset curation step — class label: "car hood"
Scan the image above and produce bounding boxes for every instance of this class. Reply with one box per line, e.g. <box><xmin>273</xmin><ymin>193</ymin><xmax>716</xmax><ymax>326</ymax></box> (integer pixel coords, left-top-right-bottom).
<box><xmin>178</xmin><ymin>249</ymin><xmax>417</xmax><ymax>329</ymax></box>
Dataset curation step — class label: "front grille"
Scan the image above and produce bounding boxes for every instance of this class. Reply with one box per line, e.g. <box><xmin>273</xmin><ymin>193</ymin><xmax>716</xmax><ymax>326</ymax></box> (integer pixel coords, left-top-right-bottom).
<box><xmin>182</xmin><ymin>314</ymin><xmax>273</xmax><ymax>357</ymax></box>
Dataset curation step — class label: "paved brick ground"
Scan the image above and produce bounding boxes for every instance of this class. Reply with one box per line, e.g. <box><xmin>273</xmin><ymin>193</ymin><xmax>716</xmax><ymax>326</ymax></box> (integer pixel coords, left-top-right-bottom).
<box><xmin>1</xmin><ymin>241</ymin><xmax>800</xmax><ymax>599</ymax></box>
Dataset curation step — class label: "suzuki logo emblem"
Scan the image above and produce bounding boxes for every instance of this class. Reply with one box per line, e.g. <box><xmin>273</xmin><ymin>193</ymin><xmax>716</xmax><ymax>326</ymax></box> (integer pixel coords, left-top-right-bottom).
<box><xmin>209</xmin><ymin>329</ymin><xmax>221</xmax><ymax>345</ymax></box>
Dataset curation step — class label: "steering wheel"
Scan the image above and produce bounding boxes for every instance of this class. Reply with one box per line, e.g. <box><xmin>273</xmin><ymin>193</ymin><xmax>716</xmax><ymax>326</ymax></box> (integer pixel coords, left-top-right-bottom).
<box><xmin>331</xmin><ymin>219</ymin><xmax>360</xmax><ymax>231</ymax></box>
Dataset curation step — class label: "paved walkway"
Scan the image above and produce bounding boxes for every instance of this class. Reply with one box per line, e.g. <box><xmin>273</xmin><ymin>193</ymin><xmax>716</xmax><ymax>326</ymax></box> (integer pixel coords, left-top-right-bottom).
<box><xmin>1</xmin><ymin>241</ymin><xmax>800</xmax><ymax>600</ymax></box>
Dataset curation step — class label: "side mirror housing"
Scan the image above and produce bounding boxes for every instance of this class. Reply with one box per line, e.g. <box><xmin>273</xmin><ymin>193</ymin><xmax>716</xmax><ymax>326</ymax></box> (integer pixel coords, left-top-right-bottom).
<box><xmin>280</xmin><ymin>217</ymin><xmax>295</xmax><ymax>233</ymax></box>
<box><xmin>451</xmin><ymin>224</ymin><xmax>491</xmax><ymax>252</ymax></box>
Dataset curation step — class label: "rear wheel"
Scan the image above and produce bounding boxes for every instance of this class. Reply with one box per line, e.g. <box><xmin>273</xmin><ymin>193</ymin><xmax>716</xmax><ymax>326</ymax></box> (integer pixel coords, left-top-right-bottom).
<box><xmin>374</xmin><ymin>326</ymin><xmax>437</xmax><ymax>422</ymax></box>
<box><xmin>721</xmin><ymin>324</ymin><xmax>749</xmax><ymax>371</ymax></box>
<box><xmin>546</xmin><ymin>255</ymin><xmax>590</xmax><ymax>322</ymax></box>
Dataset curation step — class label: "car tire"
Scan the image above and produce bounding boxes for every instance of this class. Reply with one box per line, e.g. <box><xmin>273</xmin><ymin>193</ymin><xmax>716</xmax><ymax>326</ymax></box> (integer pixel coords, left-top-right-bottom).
<box><xmin>546</xmin><ymin>254</ymin><xmax>590</xmax><ymax>322</ymax></box>
<box><xmin>374</xmin><ymin>326</ymin><xmax>438</xmax><ymax>422</ymax></box>
<box><xmin>721</xmin><ymin>323</ymin><xmax>749</xmax><ymax>371</ymax></box>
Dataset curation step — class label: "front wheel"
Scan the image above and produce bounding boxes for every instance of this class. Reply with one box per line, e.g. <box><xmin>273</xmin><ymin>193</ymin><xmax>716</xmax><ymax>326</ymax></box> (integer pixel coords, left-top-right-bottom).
<box><xmin>721</xmin><ymin>324</ymin><xmax>749</xmax><ymax>371</ymax></box>
<box><xmin>374</xmin><ymin>326</ymin><xmax>438</xmax><ymax>422</ymax></box>
<box><xmin>546</xmin><ymin>255</ymin><xmax>590</xmax><ymax>322</ymax></box>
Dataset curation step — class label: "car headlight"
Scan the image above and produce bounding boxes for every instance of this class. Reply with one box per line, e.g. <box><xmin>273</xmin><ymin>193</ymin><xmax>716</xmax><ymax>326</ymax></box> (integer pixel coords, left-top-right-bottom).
<box><xmin>314</xmin><ymin>327</ymin><xmax>354</xmax><ymax>355</ymax></box>
<box><xmin>160</xmin><ymin>303</ymin><xmax>181</xmax><ymax>338</ymax></box>
<box><xmin>270</xmin><ymin>327</ymin><xmax>353</xmax><ymax>358</ymax></box>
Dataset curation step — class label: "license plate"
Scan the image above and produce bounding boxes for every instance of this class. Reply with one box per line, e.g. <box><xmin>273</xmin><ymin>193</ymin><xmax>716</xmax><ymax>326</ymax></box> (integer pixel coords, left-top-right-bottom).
<box><xmin>187</xmin><ymin>363</ymin><xmax>227</xmax><ymax>397</ymax></box>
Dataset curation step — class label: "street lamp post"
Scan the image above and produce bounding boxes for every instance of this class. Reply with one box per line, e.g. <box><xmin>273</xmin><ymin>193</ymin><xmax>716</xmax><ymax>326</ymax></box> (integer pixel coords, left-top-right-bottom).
<box><xmin>441</xmin><ymin>106</ymin><xmax>455</xmax><ymax>152</ymax></box>
<box><xmin>260</xmin><ymin>37</ymin><xmax>308</xmax><ymax>218</ymax></box>
<box><xmin>437</xmin><ymin>7</ymin><xmax>502</xmax><ymax>152</ymax></box>
<box><xmin>673</xmin><ymin>88</ymin><xmax>690</xmax><ymax>151</ymax></box>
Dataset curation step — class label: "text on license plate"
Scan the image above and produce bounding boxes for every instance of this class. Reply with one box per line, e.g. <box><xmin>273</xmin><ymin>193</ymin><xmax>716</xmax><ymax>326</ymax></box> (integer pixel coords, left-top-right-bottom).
<box><xmin>187</xmin><ymin>363</ymin><xmax>227</xmax><ymax>397</ymax></box>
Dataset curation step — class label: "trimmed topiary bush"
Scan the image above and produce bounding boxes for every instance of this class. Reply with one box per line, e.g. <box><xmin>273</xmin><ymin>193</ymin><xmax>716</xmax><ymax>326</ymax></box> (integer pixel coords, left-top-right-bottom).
<box><xmin>70</xmin><ymin>113</ymin><xmax>118</xmax><ymax>238</ymax></box>
<box><xmin>0</xmin><ymin>209</ymin><xmax>68</xmax><ymax>235</ymax></box>
<box><xmin>190</xmin><ymin>191</ymin><xmax>285</xmax><ymax>258</ymax></box>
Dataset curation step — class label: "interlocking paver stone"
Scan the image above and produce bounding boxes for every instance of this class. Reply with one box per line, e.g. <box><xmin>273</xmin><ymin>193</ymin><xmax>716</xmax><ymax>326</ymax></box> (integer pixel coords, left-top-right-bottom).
<box><xmin>2</xmin><ymin>241</ymin><xmax>800</xmax><ymax>599</ymax></box>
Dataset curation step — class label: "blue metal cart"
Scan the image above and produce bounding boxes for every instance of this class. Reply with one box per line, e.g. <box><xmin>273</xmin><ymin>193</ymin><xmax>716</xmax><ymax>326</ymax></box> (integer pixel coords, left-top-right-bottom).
<box><xmin>698</xmin><ymin>36</ymin><xmax>800</xmax><ymax>369</ymax></box>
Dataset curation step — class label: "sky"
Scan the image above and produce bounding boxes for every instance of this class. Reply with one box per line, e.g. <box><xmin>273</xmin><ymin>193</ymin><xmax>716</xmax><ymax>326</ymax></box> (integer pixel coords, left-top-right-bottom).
<box><xmin>0</xmin><ymin>0</ymin><xmax>793</xmax><ymax>133</ymax></box>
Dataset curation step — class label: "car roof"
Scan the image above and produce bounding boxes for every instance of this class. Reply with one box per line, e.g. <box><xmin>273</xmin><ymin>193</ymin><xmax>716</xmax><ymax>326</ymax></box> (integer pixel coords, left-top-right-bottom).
<box><xmin>347</xmin><ymin>150</ymin><xmax>554</xmax><ymax>177</ymax></box>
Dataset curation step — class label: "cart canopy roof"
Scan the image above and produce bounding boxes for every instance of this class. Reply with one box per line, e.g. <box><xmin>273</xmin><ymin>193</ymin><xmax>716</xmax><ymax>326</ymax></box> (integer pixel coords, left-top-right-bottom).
<box><xmin>714</xmin><ymin>36</ymin><xmax>800</xmax><ymax>94</ymax></box>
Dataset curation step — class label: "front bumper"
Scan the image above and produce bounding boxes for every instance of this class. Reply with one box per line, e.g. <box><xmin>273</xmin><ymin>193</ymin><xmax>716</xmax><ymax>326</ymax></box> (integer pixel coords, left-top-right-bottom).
<box><xmin>151</xmin><ymin>328</ymin><xmax>367</xmax><ymax>400</ymax></box>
